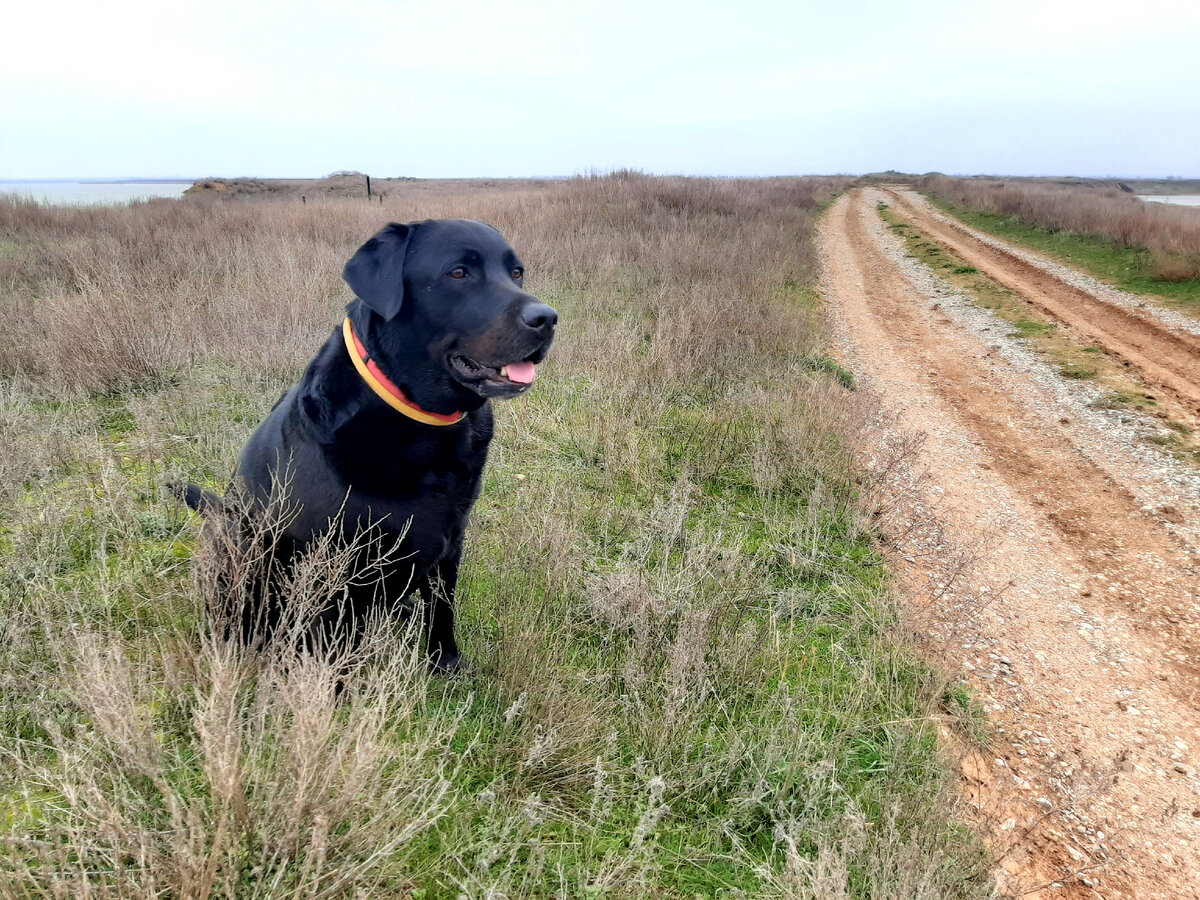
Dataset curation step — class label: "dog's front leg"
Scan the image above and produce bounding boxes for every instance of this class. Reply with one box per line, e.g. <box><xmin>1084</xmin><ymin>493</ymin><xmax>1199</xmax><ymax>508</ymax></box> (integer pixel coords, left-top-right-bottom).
<box><xmin>420</xmin><ymin>540</ymin><xmax>463</xmax><ymax>673</ymax></box>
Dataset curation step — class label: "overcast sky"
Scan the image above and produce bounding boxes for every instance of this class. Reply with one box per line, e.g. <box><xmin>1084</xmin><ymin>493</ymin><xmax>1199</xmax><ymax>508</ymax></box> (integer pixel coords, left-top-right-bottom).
<box><xmin>4</xmin><ymin>0</ymin><xmax>1198</xmax><ymax>179</ymax></box>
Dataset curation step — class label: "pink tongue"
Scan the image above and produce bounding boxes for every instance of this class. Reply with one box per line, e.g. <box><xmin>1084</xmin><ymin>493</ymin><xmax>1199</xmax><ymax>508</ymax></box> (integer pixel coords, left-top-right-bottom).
<box><xmin>506</xmin><ymin>361</ymin><xmax>536</xmax><ymax>384</ymax></box>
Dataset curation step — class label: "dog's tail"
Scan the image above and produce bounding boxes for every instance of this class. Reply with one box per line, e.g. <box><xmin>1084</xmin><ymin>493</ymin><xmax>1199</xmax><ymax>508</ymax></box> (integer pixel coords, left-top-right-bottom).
<box><xmin>170</xmin><ymin>481</ymin><xmax>223</xmax><ymax>516</ymax></box>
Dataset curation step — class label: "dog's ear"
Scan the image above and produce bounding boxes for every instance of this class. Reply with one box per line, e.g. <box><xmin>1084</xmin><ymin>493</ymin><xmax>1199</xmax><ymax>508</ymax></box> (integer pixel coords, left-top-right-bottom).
<box><xmin>342</xmin><ymin>223</ymin><xmax>413</xmax><ymax>320</ymax></box>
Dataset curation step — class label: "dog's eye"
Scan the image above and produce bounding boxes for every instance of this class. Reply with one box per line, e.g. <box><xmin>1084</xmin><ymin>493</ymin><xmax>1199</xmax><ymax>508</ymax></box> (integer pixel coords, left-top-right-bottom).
<box><xmin>511</xmin><ymin>267</ymin><xmax>524</xmax><ymax>281</ymax></box>
<box><xmin>449</xmin><ymin>266</ymin><xmax>467</xmax><ymax>279</ymax></box>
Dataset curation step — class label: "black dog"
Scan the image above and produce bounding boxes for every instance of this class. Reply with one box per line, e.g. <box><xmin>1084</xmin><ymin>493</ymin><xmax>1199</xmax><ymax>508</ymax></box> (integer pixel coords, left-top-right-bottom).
<box><xmin>181</xmin><ymin>219</ymin><xmax>557</xmax><ymax>670</ymax></box>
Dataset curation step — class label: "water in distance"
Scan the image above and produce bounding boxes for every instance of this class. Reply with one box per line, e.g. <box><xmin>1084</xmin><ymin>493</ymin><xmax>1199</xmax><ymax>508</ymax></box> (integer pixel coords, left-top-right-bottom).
<box><xmin>0</xmin><ymin>180</ymin><xmax>193</xmax><ymax>205</ymax></box>
<box><xmin>1139</xmin><ymin>194</ymin><xmax>1200</xmax><ymax>207</ymax></box>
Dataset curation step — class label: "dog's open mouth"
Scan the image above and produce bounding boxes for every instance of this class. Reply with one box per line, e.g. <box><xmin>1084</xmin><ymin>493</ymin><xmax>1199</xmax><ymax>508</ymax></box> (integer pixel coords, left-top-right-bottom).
<box><xmin>450</xmin><ymin>354</ymin><xmax>538</xmax><ymax>389</ymax></box>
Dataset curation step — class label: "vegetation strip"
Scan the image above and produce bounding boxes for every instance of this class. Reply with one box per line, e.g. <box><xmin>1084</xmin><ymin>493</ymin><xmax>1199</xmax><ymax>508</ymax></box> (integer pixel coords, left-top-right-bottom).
<box><xmin>914</xmin><ymin>176</ymin><xmax>1200</xmax><ymax>314</ymax></box>
<box><xmin>0</xmin><ymin>178</ymin><xmax>988</xmax><ymax>898</ymax></box>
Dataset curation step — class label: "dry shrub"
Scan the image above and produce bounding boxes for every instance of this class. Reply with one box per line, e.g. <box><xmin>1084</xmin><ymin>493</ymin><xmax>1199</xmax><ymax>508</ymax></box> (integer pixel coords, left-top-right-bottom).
<box><xmin>581</xmin><ymin>474</ymin><xmax>755</xmax><ymax>707</ymax></box>
<box><xmin>3</xmin><ymin>635</ymin><xmax>457</xmax><ymax>899</ymax></box>
<box><xmin>0</xmin><ymin>382</ymin><xmax>94</xmax><ymax>509</ymax></box>
<box><xmin>1151</xmin><ymin>250</ymin><xmax>1200</xmax><ymax>282</ymax></box>
<box><xmin>916</xmin><ymin>176</ymin><xmax>1200</xmax><ymax>280</ymax></box>
<box><xmin>845</xmin><ymin>403</ymin><xmax>999</xmax><ymax>665</ymax></box>
<box><xmin>2</xmin><ymin>492</ymin><xmax>456</xmax><ymax>900</ymax></box>
<box><xmin>1</xmin><ymin>195</ymin><xmax>367</xmax><ymax>390</ymax></box>
<box><xmin>759</xmin><ymin>804</ymin><xmax>967</xmax><ymax>900</ymax></box>
<box><xmin>187</xmin><ymin>478</ymin><xmax>418</xmax><ymax>655</ymax></box>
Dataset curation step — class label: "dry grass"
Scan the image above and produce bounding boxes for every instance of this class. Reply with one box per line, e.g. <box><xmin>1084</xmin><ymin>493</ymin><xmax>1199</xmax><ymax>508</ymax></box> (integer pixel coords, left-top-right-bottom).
<box><xmin>0</xmin><ymin>174</ymin><xmax>991</xmax><ymax>897</ymax></box>
<box><xmin>915</xmin><ymin>175</ymin><xmax>1200</xmax><ymax>281</ymax></box>
<box><xmin>1</xmin><ymin>174</ymin><xmax>838</xmax><ymax>393</ymax></box>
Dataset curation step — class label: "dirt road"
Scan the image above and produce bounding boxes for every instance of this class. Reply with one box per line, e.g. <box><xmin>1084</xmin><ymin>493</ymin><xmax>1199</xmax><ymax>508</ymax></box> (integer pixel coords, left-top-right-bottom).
<box><xmin>820</xmin><ymin>188</ymin><xmax>1200</xmax><ymax>898</ymax></box>
<box><xmin>882</xmin><ymin>188</ymin><xmax>1200</xmax><ymax>421</ymax></box>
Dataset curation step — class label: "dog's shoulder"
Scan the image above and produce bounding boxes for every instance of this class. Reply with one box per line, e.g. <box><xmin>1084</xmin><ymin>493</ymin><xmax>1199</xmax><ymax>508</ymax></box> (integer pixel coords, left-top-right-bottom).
<box><xmin>293</xmin><ymin>329</ymin><xmax>368</xmax><ymax>440</ymax></box>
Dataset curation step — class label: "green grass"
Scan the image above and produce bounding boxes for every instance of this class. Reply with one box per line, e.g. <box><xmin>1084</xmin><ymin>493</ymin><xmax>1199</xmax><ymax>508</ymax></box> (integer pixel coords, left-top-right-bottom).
<box><xmin>1</xmin><ymin>181</ymin><xmax>989</xmax><ymax>898</ymax></box>
<box><xmin>923</xmin><ymin>195</ymin><xmax>1200</xmax><ymax>316</ymax></box>
<box><xmin>881</xmin><ymin>208</ymin><xmax>1041</xmax><ymax>331</ymax></box>
<box><xmin>1</xmin><ymin>352</ymin><xmax>988</xmax><ymax>898</ymax></box>
<box><xmin>800</xmin><ymin>353</ymin><xmax>857</xmax><ymax>390</ymax></box>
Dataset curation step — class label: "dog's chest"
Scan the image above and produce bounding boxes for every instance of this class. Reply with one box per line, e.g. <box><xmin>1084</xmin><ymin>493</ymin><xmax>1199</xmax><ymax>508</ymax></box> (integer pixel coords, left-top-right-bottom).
<box><xmin>332</xmin><ymin>416</ymin><xmax>489</xmax><ymax>522</ymax></box>
<box><xmin>335</xmin><ymin>423</ymin><xmax>487</xmax><ymax>495</ymax></box>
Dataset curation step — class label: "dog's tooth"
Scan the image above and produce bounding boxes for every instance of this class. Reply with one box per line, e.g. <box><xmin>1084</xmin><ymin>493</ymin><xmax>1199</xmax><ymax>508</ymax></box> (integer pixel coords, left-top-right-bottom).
<box><xmin>500</xmin><ymin>365</ymin><xmax>509</xmax><ymax>377</ymax></box>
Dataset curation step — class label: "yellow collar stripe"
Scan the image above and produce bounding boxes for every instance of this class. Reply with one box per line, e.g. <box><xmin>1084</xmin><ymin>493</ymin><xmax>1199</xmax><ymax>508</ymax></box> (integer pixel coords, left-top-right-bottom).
<box><xmin>342</xmin><ymin>318</ymin><xmax>464</xmax><ymax>426</ymax></box>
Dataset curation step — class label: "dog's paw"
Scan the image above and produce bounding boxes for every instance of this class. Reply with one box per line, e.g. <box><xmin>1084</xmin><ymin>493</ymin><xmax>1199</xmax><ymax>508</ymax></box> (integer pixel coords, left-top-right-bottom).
<box><xmin>429</xmin><ymin>653</ymin><xmax>466</xmax><ymax>676</ymax></box>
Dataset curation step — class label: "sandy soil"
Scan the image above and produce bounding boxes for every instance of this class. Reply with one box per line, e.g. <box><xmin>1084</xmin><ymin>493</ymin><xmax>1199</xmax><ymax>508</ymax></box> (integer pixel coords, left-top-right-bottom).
<box><xmin>820</xmin><ymin>187</ymin><xmax>1200</xmax><ymax>898</ymax></box>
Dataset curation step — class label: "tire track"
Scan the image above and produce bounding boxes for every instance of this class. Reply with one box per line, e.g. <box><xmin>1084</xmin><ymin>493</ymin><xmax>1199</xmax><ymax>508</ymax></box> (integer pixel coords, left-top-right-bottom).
<box><xmin>882</xmin><ymin>188</ymin><xmax>1200</xmax><ymax>421</ymax></box>
<box><xmin>841</xmin><ymin>193</ymin><xmax>1194</xmax><ymax>646</ymax></box>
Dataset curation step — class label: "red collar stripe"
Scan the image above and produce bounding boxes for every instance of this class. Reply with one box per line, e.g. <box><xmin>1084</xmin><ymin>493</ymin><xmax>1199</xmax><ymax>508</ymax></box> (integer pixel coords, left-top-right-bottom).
<box><xmin>342</xmin><ymin>318</ymin><xmax>464</xmax><ymax>426</ymax></box>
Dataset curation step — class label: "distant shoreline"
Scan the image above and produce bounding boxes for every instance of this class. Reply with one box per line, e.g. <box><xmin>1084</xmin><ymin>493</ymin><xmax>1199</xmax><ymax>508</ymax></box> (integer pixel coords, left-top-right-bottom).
<box><xmin>0</xmin><ymin>180</ymin><xmax>196</xmax><ymax>205</ymax></box>
<box><xmin>6</xmin><ymin>174</ymin><xmax>1200</xmax><ymax>207</ymax></box>
<box><xmin>3</xmin><ymin>178</ymin><xmax>198</xmax><ymax>185</ymax></box>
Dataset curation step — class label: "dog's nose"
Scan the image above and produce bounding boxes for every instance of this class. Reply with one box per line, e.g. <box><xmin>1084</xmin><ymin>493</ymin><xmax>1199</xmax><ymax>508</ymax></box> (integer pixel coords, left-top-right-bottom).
<box><xmin>520</xmin><ymin>303</ymin><xmax>558</xmax><ymax>331</ymax></box>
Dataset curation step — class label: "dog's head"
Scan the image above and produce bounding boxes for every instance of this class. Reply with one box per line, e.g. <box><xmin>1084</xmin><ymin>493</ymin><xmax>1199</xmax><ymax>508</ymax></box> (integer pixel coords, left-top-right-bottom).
<box><xmin>343</xmin><ymin>219</ymin><xmax>557</xmax><ymax>405</ymax></box>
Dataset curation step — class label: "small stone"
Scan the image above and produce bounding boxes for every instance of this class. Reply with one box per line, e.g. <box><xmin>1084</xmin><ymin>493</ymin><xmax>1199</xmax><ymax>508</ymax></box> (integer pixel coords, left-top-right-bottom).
<box><xmin>1174</xmin><ymin>764</ymin><xmax>1191</xmax><ymax>775</ymax></box>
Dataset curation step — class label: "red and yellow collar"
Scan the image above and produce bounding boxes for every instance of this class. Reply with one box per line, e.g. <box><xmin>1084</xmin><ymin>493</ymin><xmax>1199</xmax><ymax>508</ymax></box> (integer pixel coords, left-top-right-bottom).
<box><xmin>342</xmin><ymin>318</ymin><xmax>465</xmax><ymax>426</ymax></box>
